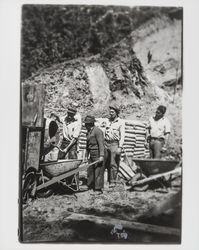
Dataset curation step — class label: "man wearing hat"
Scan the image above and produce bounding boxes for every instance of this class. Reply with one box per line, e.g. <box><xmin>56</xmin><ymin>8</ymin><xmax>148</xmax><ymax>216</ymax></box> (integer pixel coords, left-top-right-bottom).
<box><xmin>58</xmin><ymin>107</ymin><xmax>82</xmax><ymax>159</ymax></box>
<box><xmin>105</xmin><ymin>105</ymin><xmax>125</xmax><ymax>187</ymax></box>
<box><xmin>84</xmin><ymin>115</ymin><xmax>105</xmax><ymax>194</ymax></box>
<box><xmin>147</xmin><ymin>105</ymin><xmax>171</xmax><ymax>158</ymax></box>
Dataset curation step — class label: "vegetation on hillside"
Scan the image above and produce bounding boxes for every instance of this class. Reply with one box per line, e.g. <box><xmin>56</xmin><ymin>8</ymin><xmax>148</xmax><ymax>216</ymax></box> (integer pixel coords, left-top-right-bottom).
<box><xmin>21</xmin><ymin>5</ymin><xmax>182</xmax><ymax>80</ymax></box>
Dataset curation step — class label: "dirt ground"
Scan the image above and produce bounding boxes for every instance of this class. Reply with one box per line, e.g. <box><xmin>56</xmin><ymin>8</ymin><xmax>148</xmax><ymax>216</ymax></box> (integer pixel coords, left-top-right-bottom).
<box><xmin>21</xmin><ymin>175</ymin><xmax>181</xmax><ymax>243</ymax></box>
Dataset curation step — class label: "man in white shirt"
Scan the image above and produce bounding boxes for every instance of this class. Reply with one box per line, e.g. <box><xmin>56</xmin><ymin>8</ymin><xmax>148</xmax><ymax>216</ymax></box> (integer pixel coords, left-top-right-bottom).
<box><xmin>58</xmin><ymin>107</ymin><xmax>82</xmax><ymax>159</ymax></box>
<box><xmin>105</xmin><ymin>105</ymin><xmax>125</xmax><ymax>187</ymax></box>
<box><xmin>147</xmin><ymin>105</ymin><xmax>171</xmax><ymax>158</ymax></box>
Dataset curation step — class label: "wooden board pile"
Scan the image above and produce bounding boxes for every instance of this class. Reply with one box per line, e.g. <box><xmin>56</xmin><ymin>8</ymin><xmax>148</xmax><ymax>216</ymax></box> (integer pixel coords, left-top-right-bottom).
<box><xmin>123</xmin><ymin>120</ymin><xmax>150</xmax><ymax>159</ymax></box>
<box><xmin>78</xmin><ymin>118</ymin><xmax>150</xmax><ymax>159</ymax></box>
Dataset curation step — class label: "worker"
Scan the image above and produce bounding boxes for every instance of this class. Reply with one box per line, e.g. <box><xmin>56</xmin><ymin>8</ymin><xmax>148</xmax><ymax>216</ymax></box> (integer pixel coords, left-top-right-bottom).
<box><xmin>58</xmin><ymin>107</ymin><xmax>82</xmax><ymax>159</ymax></box>
<box><xmin>105</xmin><ymin>105</ymin><xmax>125</xmax><ymax>187</ymax></box>
<box><xmin>147</xmin><ymin>105</ymin><xmax>171</xmax><ymax>158</ymax></box>
<box><xmin>85</xmin><ymin>115</ymin><xmax>105</xmax><ymax>194</ymax></box>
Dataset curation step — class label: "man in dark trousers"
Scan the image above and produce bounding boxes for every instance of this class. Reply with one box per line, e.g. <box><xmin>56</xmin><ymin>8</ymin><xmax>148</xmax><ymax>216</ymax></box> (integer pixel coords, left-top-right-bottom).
<box><xmin>85</xmin><ymin>115</ymin><xmax>105</xmax><ymax>194</ymax></box>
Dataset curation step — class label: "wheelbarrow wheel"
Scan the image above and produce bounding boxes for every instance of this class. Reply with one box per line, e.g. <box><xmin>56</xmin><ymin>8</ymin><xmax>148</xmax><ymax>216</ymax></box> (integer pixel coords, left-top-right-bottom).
<box><xmin>22</xmin><ymin>171</ymin><xmax>37</xmax><ymax>203</ymax></box>
<box><xmin>36</xmin><ymin>175</ymin><xmax>54</xmax><ymax>198</ymax></box>
<box><xmin>130</xmin><ymin>173</ymin><xmax>149</xmax><ymax>192</ymax></box>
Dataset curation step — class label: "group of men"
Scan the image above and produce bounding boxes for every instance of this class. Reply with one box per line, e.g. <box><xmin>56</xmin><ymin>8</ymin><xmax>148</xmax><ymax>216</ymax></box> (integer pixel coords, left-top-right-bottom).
<box><xmin>45</xmin><ymin>104</ymin><xmax>171</xmax><ymax>194</ymax></box>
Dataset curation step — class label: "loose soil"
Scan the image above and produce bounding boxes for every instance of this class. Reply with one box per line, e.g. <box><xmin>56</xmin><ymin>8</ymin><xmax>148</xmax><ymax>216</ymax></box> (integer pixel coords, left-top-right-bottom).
<box><xmin>22</xmin><ymin>176</ymin><xmax>181</xmax><ymax>243</ymax></box>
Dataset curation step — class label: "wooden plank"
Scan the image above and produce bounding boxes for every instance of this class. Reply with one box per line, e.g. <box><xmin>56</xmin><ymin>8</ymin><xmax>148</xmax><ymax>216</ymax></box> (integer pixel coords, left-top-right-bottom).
<box><xmin>125</xmin><ymin>130</ymin><xmax>135</xmax><ymax>135</ymax></box>
<box><xmin>125</xmin><ymin>120</ymin><xmax>147</xmax><ymax>127</ymax></box>
<box><xmin>124</xmin><ymin>139</ymin><xmax>136</xmax><ymax>143</ymax></box>
<box><xmin>26</xmin><ymin>131</ymin><xmax>42</xmax><ymax>171</ymax></box>
<box><xmin>65</xmin><ymin>213</ymin><xmax>180</xmax><ymax>237</ymax></box>
<box><xmin>135</xmin><ymin>144</ymin><xmax>145</xmax><ymax>147</ymax></box>
<box><xmin>136</xmin><ymin>137</ymin><xmax>146</xmax><ymax>141</ymax></box>
<box><xmin>124</xmin><ymin>136</ymin><xmax>136</xmax><ymax>140</ymax></box>
<box><xmin>79</xmin><ymin>134</ymin><xmax>87</xmax><ymax>138</ymax></box>
<box><xmin>134</xmin><ymin>149</ymin><xmax>145</xmax><ymax>152</ymax></box>
<box><xmin>123</xmin><ymin>145</ymin><xmax>135</xmax><ymax>148</ymax></box>
<box><xmin>125</xmin><ymin>133</ymin><xmax>137</xmax><ymax>139</ymax></box>
<box><xmin>80</xmin><ymin>129</ymin><xmax>87</xmax><ymax>133</ymax></box>
<box><xmin>79</xmin><ymin>141</ymin><xmax>86</xmax><ymax>144</ymax></box>
<box><xmin>22</xmin><ymin>83</ymin><xmax>45</xmax><ymax>127</ymax></box>
<box><xmin>123</xmin><ymin>143</ymin><xmax>135</xmax><ymax>147</ymax></box>
<box><xmin>134</xmin><ymin>131</ymin><xmax>146</xmax><ymax>135</ymax></box>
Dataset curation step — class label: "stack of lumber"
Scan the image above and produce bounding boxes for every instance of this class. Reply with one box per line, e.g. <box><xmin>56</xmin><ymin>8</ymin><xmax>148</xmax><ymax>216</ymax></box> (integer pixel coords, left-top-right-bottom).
<box><xmin>77</xmin><ymin>118</ymin><xmax>150</xmax><ymax>159</ymax></box>
<box><xmin>122</xmin><ymin>120</ymin><xmax>149</xmax><ymax>159</ymax></box>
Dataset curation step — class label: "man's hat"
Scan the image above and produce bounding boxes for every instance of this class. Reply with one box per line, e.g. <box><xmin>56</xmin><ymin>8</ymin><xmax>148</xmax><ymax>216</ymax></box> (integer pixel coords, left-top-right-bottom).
<box><xmin>50</xmin><ymin>112</ymin><xmax>60</xmax><ymax>122</ymax></box>
<box><xmin>157</xmin><ymin>105</ymin><xmax>166</xmax><ymax>114</ymax></box>
<box><xmin>67</xmin><ymin>107</ymin><xmax>77</xmax><ymax>115</ymax></box>
<box><xmin>84</xmin><ymin>115</ymin><xmax>95</xmax><ymax>124</ymax></box>
<box><xmin>109</xmin><ymin>104</ymin><xmax>120</xmax><ymax>114</ymax></box>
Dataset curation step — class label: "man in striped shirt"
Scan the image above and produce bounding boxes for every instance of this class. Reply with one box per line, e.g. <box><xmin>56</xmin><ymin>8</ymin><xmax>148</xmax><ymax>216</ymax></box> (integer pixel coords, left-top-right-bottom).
<box><xmin>105</xmin><ymin>105</ymin><xmax>125</xmax><ymax>187</ymax></box>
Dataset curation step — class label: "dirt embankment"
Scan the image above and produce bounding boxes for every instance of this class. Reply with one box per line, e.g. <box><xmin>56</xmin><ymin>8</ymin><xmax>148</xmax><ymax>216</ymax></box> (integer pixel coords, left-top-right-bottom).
<box><xmin>23</xmin><ymin>15</ymin><xmax>182</xmax><ymax>157</ymax></box>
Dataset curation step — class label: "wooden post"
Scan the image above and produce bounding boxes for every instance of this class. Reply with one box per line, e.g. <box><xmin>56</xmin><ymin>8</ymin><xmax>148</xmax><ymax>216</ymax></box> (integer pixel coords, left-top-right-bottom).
<box><xmin>22</xmin><ymin>83</ymin><xmax>45</xmax><ymax>171</ymax></box>
<box><xmin>65</xmin><ymin>213</ymin><xmax>180</xmax><ymax>237</ymax></box>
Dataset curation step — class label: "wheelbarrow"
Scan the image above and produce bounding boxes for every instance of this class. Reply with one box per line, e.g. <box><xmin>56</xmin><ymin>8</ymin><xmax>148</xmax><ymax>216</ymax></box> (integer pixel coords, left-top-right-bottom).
<box><xmin>22</xmin><ymin>158</ymin><xmax>100</xmax><ymax>202</ymax></box>
<box><xmin>118</xmin><ymin>156</ymin><xmax>181</xmax><ymax>191</ymax></box>
<box><xmin>128</xmin><ymin>158</ymin><xmax>182</xmax><ymax>191</ymax></box>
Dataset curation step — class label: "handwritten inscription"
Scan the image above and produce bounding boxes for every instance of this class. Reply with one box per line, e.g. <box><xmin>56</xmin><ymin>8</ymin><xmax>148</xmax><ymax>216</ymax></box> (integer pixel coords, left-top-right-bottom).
<box><xmin>110</xmin><ymin>224</ymin><xmax>128</xmax><ymax>240</ymax></box>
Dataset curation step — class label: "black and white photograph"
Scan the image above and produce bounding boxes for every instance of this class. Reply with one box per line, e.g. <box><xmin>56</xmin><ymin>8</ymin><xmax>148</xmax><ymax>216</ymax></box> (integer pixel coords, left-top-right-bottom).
<box><xmin>19</xmin><ymin>4</ymin><xmax>184</xmax><ymax>244</ymax></box>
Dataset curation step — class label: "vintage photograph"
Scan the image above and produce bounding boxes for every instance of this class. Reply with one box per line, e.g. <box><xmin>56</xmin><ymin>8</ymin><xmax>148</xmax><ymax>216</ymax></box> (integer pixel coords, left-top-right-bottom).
<box><xmin>20</xmin><ymin>4</ymin><xmax>182</xmax><ymax>243</ymax></box>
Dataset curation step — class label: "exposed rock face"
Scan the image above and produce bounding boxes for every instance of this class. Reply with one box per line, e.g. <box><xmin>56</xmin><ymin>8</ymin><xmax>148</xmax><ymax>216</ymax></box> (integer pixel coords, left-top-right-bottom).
<box><xmin>132</xmin><ymin>17</ymin><xmax>181</xmax><ymax>87</ymax></box>
<box><xmin>85</xmin><ymin>63</ymin><xmax>110</xmax><ymax>109</ymax></box>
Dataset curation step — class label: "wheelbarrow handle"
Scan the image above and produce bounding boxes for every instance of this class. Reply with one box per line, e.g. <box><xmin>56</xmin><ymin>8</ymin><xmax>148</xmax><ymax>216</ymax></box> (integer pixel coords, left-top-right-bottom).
<box><xmin>51</xmin><ymin>144</ymin><xmax>66</xmax><ymax>153</ymax></box>
<box><xmin>36</xmin><ymin>160</ymin><xmax>101</xmax><ymax>192</ymax></box>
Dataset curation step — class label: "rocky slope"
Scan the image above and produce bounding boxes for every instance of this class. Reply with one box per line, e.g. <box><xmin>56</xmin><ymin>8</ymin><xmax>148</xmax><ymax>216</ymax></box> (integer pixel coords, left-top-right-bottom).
<box><xmin>23</xmin><ymin>14</ymin><xmax>182</xmax><ymax>158</ymax></box>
